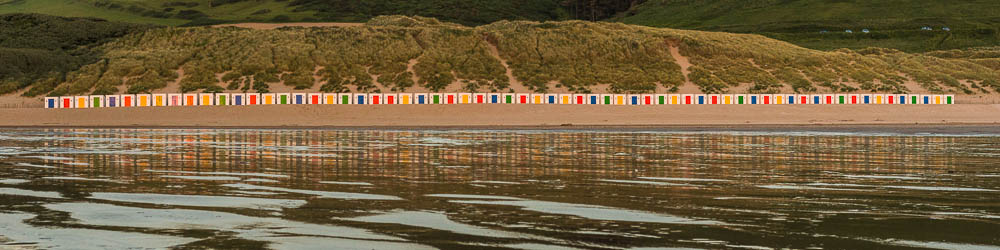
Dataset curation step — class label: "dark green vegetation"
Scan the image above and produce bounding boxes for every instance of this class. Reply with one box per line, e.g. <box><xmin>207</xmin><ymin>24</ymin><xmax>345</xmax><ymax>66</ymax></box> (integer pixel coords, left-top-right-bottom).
<box><xmin>2</xmin><ymin>0</ymin><xmax>996</xmax><ymax>52</ymax></box>
<box><xmin>618</xmin><ymin>0</ymin><xmax>1000</xmax><ymax>52</ymax></box>
<box><xmin>0</xmin><ymin>13</ymin><xmax>154</xmax><ymax>96</ymax></box>
<box><xmin>0</xmin><ymin>0</ymin><xmax>639</xmax><ymax>26</ymax></box>
<box><xmin>13</xmin><ymin>16</ymin><xmax>997</xmax><ymax>97</ymax></box>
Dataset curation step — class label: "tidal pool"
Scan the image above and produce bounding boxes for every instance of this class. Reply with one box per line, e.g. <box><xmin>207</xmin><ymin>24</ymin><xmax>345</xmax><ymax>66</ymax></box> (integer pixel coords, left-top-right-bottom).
<box><xmin>1</xmin><ymin>128</ymin><xmax>999</xmax><ymax>249</ymax></box>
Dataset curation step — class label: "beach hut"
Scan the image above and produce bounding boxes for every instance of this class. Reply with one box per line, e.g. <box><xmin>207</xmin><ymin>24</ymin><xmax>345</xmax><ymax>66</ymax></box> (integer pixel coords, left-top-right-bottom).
<box><xmin>848</xmin><ymin>94</ymin><xmax>859</xmax><ymax>104</ymax></box>
<box><xmin>412</xmin><ymin>93</ymin><xmax>427</xmax><ymax>104</ymax></box>
<box><xmin>370</xmin><ymin>93</ymin><xmax>384</xmax><ymax>104</ymax></box>
<box><xmin>732</xmin><ymin>94</ymin><xmax>744</xmax><ymax>104</ymax></box>
<box><xmin>667</xmin><ymin>94</ymin><xmax>678</xmax><ymax>104</ymax></box>
<box><xmin>74</xmin><ymin>96</ymin><xmax>89</xmax><ymax>108</ymax></box>
<box><xmin>653</xmin><ymin>94</ymin><xmax>666</xmax><ymax>105</ymax></box>
<box><xmin>389</xmin><ymin>93</ymin><xmax>401</xmax><ymax>104</ymax></box>
<box><xmin>721</xmin><ymin>95</ymin><xmax>732</xmax><ymax>104</ymax></box>
<box><xmin>122</xmin><ymin>95</ymin><xmax>137</xmax><ymax>107</ymax></box>
<box><xmin>784</xmin><ymin>94</ymin><xmax>796</xmax><ymax>104</ymax></box>
<box><xmin>320</xmin><ymin>93</ymin><xmax>335</xmax><ymax>105</ymax></box>
<box><xmin>585</xmin><ymin>94</ymin><xmax>598</xmax><ymax>104</ymax></box>
<box><xmin>544</xmin><ymin>94</ymin><xmax>557</xmax><ymax>104</ymax></box>
<box><xmin>182</xmin><ymin>94</ymin><xmax>197</xmax><ymax>106</ymax></box>
<box><xmin>898</xmin><ymin>94</ymin><xmax>909</xmax><ymax>104</ymax></box>
<box><xmin>692</xmin><ymin>94</ymin><xmax>704</xmax><ymax>104</ymax></box>
<box><xmin>231</xmin><ymin>94</ymin><xmax>246</xmax><ymax>106</ymax></box>
<box><xmin>946</xmin><ymin>95</ymin><xmax>955</xmax><ymax>104</ymax></box>
<box><xmin>886</xmin><ymin>95</ymin><xmax>896</xmax><ymax>104</ymax></box>
<box><xmin>759</xmin><ymin>95</ymin><xmax>771</xmax><ymax>104</ymax></box>
<box><xmin>444</xmin><ymin>93</ymin><xmax>457</xmax><ymax>104</ymax></box>
<box><xmin>559</xmin><ymin>94</ymin><xmax>572</xmax><ymax>104</ymax></box>
<box><xmin>799</xmin><ymin>95</ymin><xmax>809</xmax><ymax>104</ymax></box>
<box><xmin>259</xmin><ymin>93</ymin><xmax>274</xmax><ymax>105</ymax></box>
<box><xmin>875</xmin><ymin>94</ymin><xmax>885</xmax><ymax>104</ymax></box>
<box><xmin>627</xmin><ymin>94</ymin><xmax>640</xmax><ymax>105</ymax></box>
<box><xmin>199</xmin><ymin>93</ymin><xmax>214</xmax><ymax>106</ymax></box>
<box><xmin>153</xmin><ymin>94</ymin><xmax>167</xmax><ymax>107</ymax></box>
<box><xmin>399</xmin><ymin>93</ymin><xmax>414</xmax><ymax>104</ymax></box>
<box><xmin>861</xmin><ymin>94</ymin><xmax>871</xmax><ymax>104</ymax></box>
<box><xmin>353</xmin><ymin>93</ymin><xmax>367</xmax><ymax>104</ymax></box>
<box><xmin>706</xmin><ymin>94</ymin><xmax>718</xmax><ymax>104</ymax></box>
<box><xmin>214</xmin><ymin>93</ymin><xmax>230</xmax><ymax>106</ymax></box>
<box><xmin>246</xmin><ymin>93</ymin><xmax>261</xmax><ymax>105</ymax></box>
<box><xmin>679</xmin><ymin>94</ymin><xmax>691</xmax><ymax>104</ymax></box>
<box><xmin>105</xmin><ymin>95</ymin><xmax>119</xmax><ymax>108</ymax></box>
<box><xmin>570</xmin><ymin>94</ymin><xmax>583</xmax><ymax>104</ymax></box>
<box><xmin>366</xmin><ymin>93</ymin><xmax>380</xmax><ymax>104</ymax></box>
<box><xmin>833</xmin><ymin>94</ymin><xmax>845</xmax><ymax>104</ymax></box>
<box><xmin>612</xmin><ymin>95</ymin><xmax>625</xmax><ymax>105</ymax></box>
<box><xmin>484</xmin><ymin>93</ymin><xmax>496</xmax><ymax>104</ymax></box>
<box><xmin>137</xmin><ymin>94</ymin><xmax>152</xmax><ymax>107</ymax></box>
<box><xmin>529</xmin><ymin>94</ymin><xmax>542</xmax><ymax>104</ymax></box>
<box><xmin>934</xmin><ymin>95</ymin><xmax>944</xmax><ymax>104</ymax></box>
<box><xmin>427</xmin><ymin>93</ymin><xmax>441</xmax><ymax>104</ymax></box>
<box><xmin>87</xmin><ymin>95</ymin><xmax>103</xmax><ymax>108</ymax></box>
<box><xmin>45</xmin><ymin>97</ymin><xmax>58</xmax><ymax>109</ymax></box>
<box><xmin>60</xmin><ymin>97</ymin><xmax>73</xmax><ymax>108</ymax></box>
<box><xmin>335</xmin><ymin>93</ymin><xmax>351</xmax><ymax>104</ymax></box>
<box><xmin>594</xmin><ymin>94</ymin><xmax>607</xmax><ymax>105</ymax></box>
<box><xmin>457</xmin><ymin>93</ymin><xmax>470</xmax><ymax>104</ymax></box>
<box><xmin>497</xmin><ymin>93</ymin><xmax>511</xmax><ymax>104</ymax></box>
<box><xmin>275</xmin><ymin>93</ymin><xmax>290</xmax><ymax>105</ymax></box>
<box><xmin>774</xmin><ymin>95</ymin><xmax>784</xmax><ymax>104</ymax></box>
<box><xmin>474</xmin><ymin>93</ymin><xmax>487</xmax><ymax>104</ymax></box>
<box><xmin>307</xmin><ymin>93</ymin><xmax>322</xmax><ymax>104</ymax></box>
<box><xmin>512</xmin><ymin>94</ymin><xmax>525</xmax><ymax>104</ymax></box>
<box><xmin>165</xmin><ymin>94</ymin><xmax>180</xmax><ymax>106</ymax></box>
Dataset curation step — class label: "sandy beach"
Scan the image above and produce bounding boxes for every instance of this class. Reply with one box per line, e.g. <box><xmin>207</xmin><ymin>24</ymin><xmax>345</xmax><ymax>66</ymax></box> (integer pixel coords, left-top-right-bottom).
<box><xmin>1</xmin><ymin>104</ymin><xmax>998</xmax><ymax>131</ymax></box>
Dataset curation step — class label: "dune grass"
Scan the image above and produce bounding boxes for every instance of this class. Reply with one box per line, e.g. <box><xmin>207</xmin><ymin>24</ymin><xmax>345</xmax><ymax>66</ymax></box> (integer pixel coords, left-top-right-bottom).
<box><xmin>21</xmin><ymin>16</ymin><xmax>997</xmax><ymax>97</ymax></box>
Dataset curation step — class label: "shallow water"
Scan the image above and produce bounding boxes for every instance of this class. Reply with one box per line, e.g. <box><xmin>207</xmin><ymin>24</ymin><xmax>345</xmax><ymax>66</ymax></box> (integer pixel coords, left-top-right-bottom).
<box><xmin>1</xmin><ymin>128</ymin><xmax>999</xmax><ymax>249</ymax></box>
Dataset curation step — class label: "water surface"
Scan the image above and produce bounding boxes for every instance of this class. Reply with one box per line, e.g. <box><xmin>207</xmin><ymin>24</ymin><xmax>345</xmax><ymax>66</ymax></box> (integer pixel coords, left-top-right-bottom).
<box><xmin>1</xmin><ymin>129</ymin><xmax>999</xmax><ymax>249</ymax></box>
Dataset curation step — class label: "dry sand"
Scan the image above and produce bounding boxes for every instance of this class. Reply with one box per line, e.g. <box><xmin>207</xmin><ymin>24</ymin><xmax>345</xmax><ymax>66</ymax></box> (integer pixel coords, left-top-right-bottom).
<box><xmin>2</xmin><ymin>104</ymin><xmax>998</xmax><ymax>129</ymax></box>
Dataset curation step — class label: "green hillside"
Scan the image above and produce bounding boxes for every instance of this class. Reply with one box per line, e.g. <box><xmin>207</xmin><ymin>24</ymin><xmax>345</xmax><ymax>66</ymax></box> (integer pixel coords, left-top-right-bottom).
<box><xmin>3</xmin><ymin>0</ymin><xmax>997</xmax><ymax>52</ymax></box>
<box><xmin>0</xmin><ymin>13</ymin><xmax>154</xmax><ymax>96</ymax></box>
<box><xmin>0</xmin><ymin>0</ymin><xmax>633</xmax><ymax>26</ymax></box>
<box><xmin>8</xmin><ymin>15</ymin><xmax>996</xmax><ymax>98</ymax></box>
<box><xmin>617</xmin><ymin>0</ymin><xmax>1000</xmax><ymax>52</ymax></box>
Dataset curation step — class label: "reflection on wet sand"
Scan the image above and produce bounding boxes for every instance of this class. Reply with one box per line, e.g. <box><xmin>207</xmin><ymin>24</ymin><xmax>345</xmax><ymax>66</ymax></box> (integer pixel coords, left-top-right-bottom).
<box><xmin>1</xmin><ymin>128</ymin><xmax>999</xmax><ymax>249</ymax></box>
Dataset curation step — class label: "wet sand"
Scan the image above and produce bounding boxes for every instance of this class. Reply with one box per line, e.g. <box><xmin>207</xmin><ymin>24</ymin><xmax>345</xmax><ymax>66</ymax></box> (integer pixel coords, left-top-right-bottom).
<box><xmin>1</xmin><ymin>104</ymin><xmax>999</xmax><ymax>131</ymax></box>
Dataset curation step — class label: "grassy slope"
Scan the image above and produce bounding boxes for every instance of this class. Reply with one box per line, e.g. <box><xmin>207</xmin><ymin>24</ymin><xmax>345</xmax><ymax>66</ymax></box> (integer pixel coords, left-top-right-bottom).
<box><xmin>0</xmin><ymin>0</ymin><xmax>314</xmax><ymax>25</ymax></box>
<box><xmin>0</xmin><ymin>0</ymin><xmax>187</xmax><ymax>25</ymax></box>
<box><xmin>0</xmin><ymin>0</ymin><xmax>563</xmax><ymax>26</ymax></box>
<box><xmin>0</xmin><ymin>13</ymin><xmax>155</xmax><ymax>96</ymax></box>
<box><xmin>29</xmin><ymin>16</ymin><xmax>999</xmax><ymax>98</ymax></box>
<box><xmin>617</xmin><ymin>0</ymin><xmax>1000</xmax><ymax>52</ymax></box>
<box><xmin>3</xmin><ymin>0</ymin><xmax>997</xmax><ymax>52</ymax></box>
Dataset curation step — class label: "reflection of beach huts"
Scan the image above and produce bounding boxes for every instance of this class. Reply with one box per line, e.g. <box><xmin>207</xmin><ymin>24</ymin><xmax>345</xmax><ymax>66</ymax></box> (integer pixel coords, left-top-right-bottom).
<box><xmin>845</xmin><ymin>29</ymin><xmax>853</xmax><ymax>33</ymax></box>
<box><xmin>861</xmin><ymin>29</ymin><xmax>870</xmax><ymax>33</ymax></box>
<box><xmin>942</xmin><ymin>27</ymin><xmax>951</xmax><ymax>31</ymax></box>
<box><xmin>921</xmin><ymin>26</ymin><xmax>933</xmax><ymax>31</ymax></box>
<box><xmin>820</xmin><ymin>30</ymin><xmax>828</xmax><ymax>33</ymax></box>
